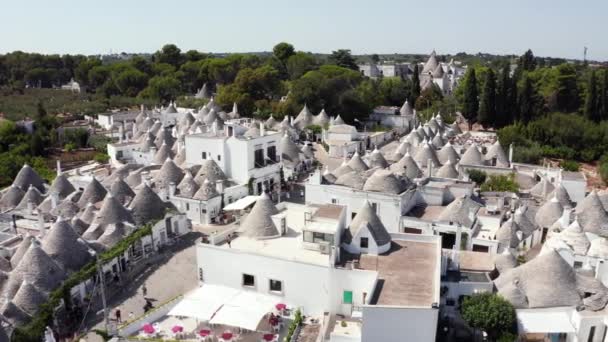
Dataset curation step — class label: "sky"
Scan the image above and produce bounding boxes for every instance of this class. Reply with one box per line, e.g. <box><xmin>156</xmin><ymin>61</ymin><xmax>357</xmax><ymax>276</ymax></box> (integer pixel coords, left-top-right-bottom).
<box><xmin>2</xmin><ymin>0</ymin><xmax>607</xmax><ymax>61</ymax></box>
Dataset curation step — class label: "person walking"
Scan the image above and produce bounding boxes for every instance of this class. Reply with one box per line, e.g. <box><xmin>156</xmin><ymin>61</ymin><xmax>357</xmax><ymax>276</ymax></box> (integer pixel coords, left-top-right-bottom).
<box><xmin>115</xmin><ymin>308</ymin><xmax>122</xmax><ymax>323</ymax></box>
<box><xmin>142</xmin><ymin>283</ymin><xmax>148</xmax><ymax>297</ymax></box>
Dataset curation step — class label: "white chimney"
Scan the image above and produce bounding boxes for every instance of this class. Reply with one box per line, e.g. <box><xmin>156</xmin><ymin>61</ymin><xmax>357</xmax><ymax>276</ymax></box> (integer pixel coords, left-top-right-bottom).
<box><xmin>542</xmin><ymin>178</ymin><xmax>548</xmax><ymax>198</ymax></box>
<box><xmin>560</xmin><ymin>206</ymin><xmax>572</xmax><ymax>228</ymax></box>
<box><xmin>50</xmin><ymin>192</ymin><xmax>59</xmax><ymax>209</ymax></box>
<box><xmin>168</xmin><ymin>182</ymin><xmax>176</xmax><ymax>197</ymax></box>
<box><xmin>260</xmin><ymin>122</ymin><xmax>265</xmax><ymax>137</ymax></box>
<box><xmin>56</xmin><ymin>160</ymin><xmax>62</xmax><ymax>176</ymax></box>
<box><xmin>132</xmin><ymin>122</ymin><xmax>137</xmax><ymax>137</ymax></box>
<box><xmin>290</xmin><ymin>116</ymin><xmax>294</xmax><ymax>125</ymax></box>
<box><xmin>509</xmin><ymin>144</ymin><xmax>513</xmax><ymax>164</ymax></box>
<box><xmin>26</xmin><ymin>201</ymin><xmax>34</xmax><ymax>215</ymax></box>
<box><xmin>38</xmin><ymin>214</ymin><xmax>45</xmax><ymax>237</ymax></box>
<box><xmin>216</xmin><ymin>180</ymin><xmax>224</xmax><ymax>194</ymax></box>
<box><xmin>427</xmin><ymin>158</ymin><xmax>433</xmax><ymax>178</ymax></box>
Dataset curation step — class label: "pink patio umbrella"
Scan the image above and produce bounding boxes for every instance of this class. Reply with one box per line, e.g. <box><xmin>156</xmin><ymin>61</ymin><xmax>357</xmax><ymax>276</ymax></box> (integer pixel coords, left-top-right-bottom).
<box><xmin>275</xmin><ymin>303</ymin><xmax>286</xmax><ymax>311</ymax></box>
<box><xmin>199</xmin><ymin>329</ymin><xmax>211</xmax><ymax>337</ymax></box>
<box><xmin>221</xmin><ymin>332</ymin><xmax>234</xmax><ymax>340</ymax></box>
<box><xmin>263</xmin><ymin>333</ymin><xmax>276</xmax><ymax>341</ymax></box>
<box><xmin>142</xmin><ymin>323</ymin><xmax>155</xmax><ymax>334</ymax></box>
<box><xmin>171</xmin><ymin>325</ymin><xmax>184</xmax><ymax>333</ymax></box>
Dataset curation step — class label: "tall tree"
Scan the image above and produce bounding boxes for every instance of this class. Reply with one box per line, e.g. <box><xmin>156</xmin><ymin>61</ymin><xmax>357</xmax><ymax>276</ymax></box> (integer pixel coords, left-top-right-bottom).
<box><xmin>601</xmin><ymin>70</ymin><xmax>608</xmax><ymax>121</ymax></box>
<box><xmin>518</xmin><ymin>49</ymin><xmax>536</xmax><ymax>72</ymax></box>
<box><xmin>461</xmin><ymin>293</ymin><xmax>516</xmax><ymax>341</ymax></box>
<box><xmin>518</xmin><ymin>74</ymin><xmax>538</xmax><ymax>123</ymax></box>
<box><xmin>584</xmin><ymin>70</ymin><xmax>599</xmax><ymax>121</ymax></box>
<box><xmin>495</xmin><ymin>64</ymin><xmax>511</xmax><ymax>127</ymax></box>
<box><xmin>555</xmin><ymin>64</ymin><xmax>580</xmax><ymax>113</ymax></box>
<box><xmin>478</xmin><ymin>68</ymin><xmax>497</xmax><ymax>128</ymax></box>
<box><xmin>329</xmin><ymin>50</ymin><xmax>358</xmax><ymax>70</ymax></box>
<box><xmin>272</xmin><ymin>42</ymin><xmax>295</xmax><ymax>64</ymax></box>
<box><xmin>410</xmin><ymin>64</ymin><xmax>421</xmax><ymax>106</ymax></box>
<box><xmin>462</xmin><ymin>68</ymin><xmax>479</xmax><ymax>129</ymax></box>
<box><xmin>153</xmin><ymin>44</ymin><xmax>183</xmax><ymax>67</ymax></box>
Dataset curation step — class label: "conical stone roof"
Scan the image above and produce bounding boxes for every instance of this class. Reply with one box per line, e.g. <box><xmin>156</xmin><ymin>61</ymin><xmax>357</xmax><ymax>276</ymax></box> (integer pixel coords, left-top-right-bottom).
<box><xmin>334</xmin><ymin>171</ymin><xmax>366</xmax><ymax>190</ymax></box>
<box><xmin>496</xmin><ymin>219</ymin><xmax>520</xmax><ymax>250</ymax></box>
<box><xmin>344</xmin><ymin>201</ymin><xmax>391</xmax><ymax>247</ymax></box>
<box><xmin>431</xmin><ymin>134</ymin><xmax>445</xmax><ymax>149</ymax></box>
<box><xmin>41</xmin><ymin>217</ymin><xmax>92</xmax><ymax>271</ymax></box>
<box><xmin>548</xmin><ymin>183</ymin><xmax>572</xmax><ymax>207</ymax></box>
<box><xmin>332</xmin><ymin>115</ymin><xmax>345</xmax><ymax>126</ymax></box>
<box><xmin>422</xmin><ymin>51</ymin><xmax>439</xmax><ymax>74</ymax></box>
<box><xmin>12</xmin><ymin>280</ymin><xmax>48</xmax><ymax>316</ymax></box>
<box><xmin>96</xmin><ymin>223</ymin><xmax>127</xmax><ymax>248</ymax></box>
<box><xmin>153</xmin><ymin>142</ymin><xmax>174</xmax><ymax>165</ymax></box>
<box><xmin>154</xmin><ymin>158</ymin><xmax>184</xmax><ymax>190</ymax></box>
<box><xmin>331</xmin><ymin>163</ymin><xmax>353</xmax><ymax>178</ymax></box>
<box><xmin>432</xmin><ymin>64</ymin><xmax>444</xmax><ymax>78</ymax></box>
<box><xmin>242</xmin><ymin>193</ymin><xmax>280</xmax><ymax>239</ymax></box>
<box><xmin>154</xmin><ymin>128</ymin><xmax>175</xmax><ymax>148</ymax></box>
<box><xmin>399</xmin><ymin>100</ymin><xmax>413</xmax><ymax>116</ymax></box>
<box><xmin>535</xmin><ymin>196</ymin><xmax>563</xmax><ymax>228</ymax></box>
<box><xmin>265</xmin><ymin>115</ymin><xmax>277</xmax><ymax>129</ymax></box>
<box><xmin>195</xmin><ymin>159</ymin><xmax>227</xmax><ymax>184</ymax></box>
<box><xmin>368</xmin><ymin>148</ymin><xmax>389</xmax><ymax>168</ymax></box>
<box><xmin>435</xmin><ymin>159</ymin><xmax>459</xmax><ymax>179</ymax></box>
<box><xmin>293</xmin><ymin>104</ymin><xmax>314</xmax><ymax>130</ymax></box>
<box><xmin>1</xmin><ymin>300</ymin><xmax>31</xmax><ymax>326</ymax></box>
<box><xmin>279</xmin><ymin>134</ymin><xmax>302</xmax><ymax>166</ymax></box>
<box><xmin>494</xmin><ymin>249</ymin><xmax>517</xmax><ymax>274</ymax></box>
<box><xmin>50</xmin><ymin>199</ymin><xmax>79</xmax><ymax>218</ymax></box>
<box><xmin>575</xmin><ymin>190</ymin><xmax>608</xmax><ymax>237</ymax></box>
<box><xmin>313</xmin><ymin>109</ymin><xmax>330</xmax><ymax>126</ymax></box>
<box><xmin>48</xmin><ymin>174</ymin><xmax>75</xmax><ymax>199</ymax></box>
<box><xmin>77</xmin><ymin>177</ymin><xmax>107</xmax><ymax>208</ymax></box>
<box><xmin>13</xmin><ymin>164</ymin><xmax>45</xmax><ymax>192</ymax></box>
<box><xmin>129</xmin><ymin>184</ymin><xmax>166</xmax><ymax>226</ymax></box>
<box><xmin>530</xmin><ymin>177</ymin><xmax>555</xmax><ymax>198</ymax></box>
<box><xmin>94</xmin><ymin>194</ymin><xmax>135</xmax><ymax>227</ymax></box>
<box><xmin>243</xmin><ymin>125</ymin><xmax>261</xmax><ymax>139</ymax></box>
<box><xmin>79</xmin><ymin>202</ymin><xmax>97</xmax><ymax>225</ymax></box>
<box><xmin>460</xmin><ymin>145</ymin><xmax>484</xmax><ymax>166</ymax></box>
<box><xmin>177</xmin><ymin>171</ymin><xmax>199</xmax><ymax>198</ymax></box>
<box><xmin>486</xmin><ymin>140</ymin><xmax>509</xmax><ymax>167</ymax></box>
<box><xmin>346</xmin><ymin>151</ymin><xmax>369</xmax><ymax>172</ymax></box>
<box><xmin>390</xmin><ymin>152</ymin><xmax>422</xmax><ymax>179</ymax></box>
<box><xmin>15</xmin><ymin>185</ymin><xmax>44</xmax><ymax>210</ymax></box>
<box><xmin>193</xmin><ymin>179</ymin><xmax>220</xmax><ymax>201</ymax></box>
<box><xmin>10</xmin><ymin>235</ymin><xmax>34</xmax><ymax>268</ymax></box>
<box><xmin>555</xmin><ymin>220</ymin><xmax>590</xmax><ymax>255</ymax></box>
<box><xmin>110</xmin><ymin>178</ymin><xmax>135</xmax><ymax>205</ymax></box>
<box><xmin>414</xmin><ymin>143</ymin><xmax>441</xmax><ymax>168</ymax></box>
<box><xmin>363</xmin><ymin>169</ymin><xmax>409</xmax><ymax>194</ymax></box>
<box><xmin>0</xmin><ymin>185</ymin><xmax>25</xmax><ymax>209</ymax></box>
<box><xmin>437</xmin><ymin>142</ymin><xmax>460</xmax><ymax>164</ymax></box>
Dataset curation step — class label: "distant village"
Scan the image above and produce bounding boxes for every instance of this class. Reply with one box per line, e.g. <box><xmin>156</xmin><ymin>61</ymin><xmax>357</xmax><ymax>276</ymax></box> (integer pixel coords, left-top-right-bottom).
<box><xmin>1</xmin><ymin>52</ymin><xmax>607</xmax><ymax>342</ymax></box>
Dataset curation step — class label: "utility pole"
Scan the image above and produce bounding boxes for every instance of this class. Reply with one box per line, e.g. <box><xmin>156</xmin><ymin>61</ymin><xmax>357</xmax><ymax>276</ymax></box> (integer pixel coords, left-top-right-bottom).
<box><xmin>584</xmin><ymin>47</ymin><xmax>588</xmax><ymax>64</ymax></box>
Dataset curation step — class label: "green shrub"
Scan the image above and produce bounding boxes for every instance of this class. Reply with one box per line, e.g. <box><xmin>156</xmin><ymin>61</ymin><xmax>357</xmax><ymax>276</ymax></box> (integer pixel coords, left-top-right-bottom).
<box><xmin>467</xmin><ymin>169</ymin><xmax>487</xmax><ymax>185</ymax></box>
<box><xmin>480</xmin><ymin>174</ymin><xmax>519</xmax><ymax>193</ymax></box>
<box><xmin>94</xmin><ymin>153</ymin><xmax>110</xmax><ymax>164</ymax></box>
<box><xmin>560</xmin><ymin>160</ymin><xmax>580</xmax><ymax>172</ymax></box>
<box><xmin>600</xmin><ymin>155</ymin><xmax>608</xmax><ymax>184</ymax></box>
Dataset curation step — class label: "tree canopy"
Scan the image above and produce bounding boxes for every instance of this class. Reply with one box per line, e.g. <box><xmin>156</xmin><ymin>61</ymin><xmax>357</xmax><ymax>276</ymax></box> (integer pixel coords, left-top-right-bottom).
<box><xmin>461</xmin><ymin>293</ymin><xmax>517</xmax><ymax>341</ymax></box>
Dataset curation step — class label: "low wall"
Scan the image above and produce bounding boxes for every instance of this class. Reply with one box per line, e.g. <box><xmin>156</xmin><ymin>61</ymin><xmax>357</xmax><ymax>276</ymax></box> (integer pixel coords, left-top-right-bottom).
<box><xmin>118</xmin><ymin>295</ymin><xmax>182</xmax><ymax>337</ymax></box>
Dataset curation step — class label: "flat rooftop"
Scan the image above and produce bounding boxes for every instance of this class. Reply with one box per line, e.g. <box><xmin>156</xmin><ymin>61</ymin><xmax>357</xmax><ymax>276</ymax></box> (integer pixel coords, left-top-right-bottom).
<box><xmin>224</xmin><ymin>203</ymin><xmax>342</xmax><ymax>266</ymax></box>
<box><xmin>407</xmin><ymin>205</ymin><xmax>445</xmax><ymax>221</ymax></box>
<box><xmin>359</xmin><ymin>239</ymin><xmax>438</xmax><ymax>307</ymax></box>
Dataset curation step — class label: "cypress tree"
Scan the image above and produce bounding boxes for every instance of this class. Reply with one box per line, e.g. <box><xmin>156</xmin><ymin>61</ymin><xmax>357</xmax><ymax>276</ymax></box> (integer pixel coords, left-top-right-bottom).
<box><xmin>495</xmin><ymin>64</ymin><xmax>510</xmax><ymax>127</ymax></box>
<box><xmin>410</xmin><ymin>64</ymin><xmax>421</xmax><ymax>106</ymax></box>
<box><xmin>462</xmin><ymin>68</ymin><xmax>479</xmax><ymax>130</ymax></box>
<box><xmin>584</xmin><ymin>71</ymin><xmax>599</xmax><ymax>122</ymax></box>
<box><xmin>518</xmin><ymin>74</ymin><xmax>537</xmax><ymax>123</ymax></box>
<box><xmin>478</xmin><ymin>69</ymin><xmax>497</xmax><ymax>128</ymax></box>
<box><xmin>600</xmin><ymin>70</ymin><xmax>608</xmax><ymax>121</ymax></box>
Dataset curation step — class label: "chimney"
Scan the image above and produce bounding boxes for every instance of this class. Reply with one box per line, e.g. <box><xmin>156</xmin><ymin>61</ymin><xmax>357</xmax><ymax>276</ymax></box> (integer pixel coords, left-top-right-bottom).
<box><xmin>290</xmin><ymin>116</ymin><xmax>294</xmax><ymax>125</ymax></box>
<box><xmin>216</xmin><ymin>180</ymin><xmax>224</xmax><ymax>194</ymax></box>
<box><xmin>427</xmin><ymin>158</ymin><xmax>433</xmax><ymax>178</ymax></box>
<box><xmin>38</xmin><ymin>214</ymin><xmax>45</xmax><ymax>237</ymax></box>
<box><xmin>560</xmin><ymin>206</ymin><xmax>572</xmax><ymax>227</ymax></box>
<box><xmin>132</xmin><ymin>122</ymin><xmax>137</xmax><ymax>137</ymax></box>
<box><xmin>50</xmin><ymin>192</ymin><xmax>59</xmax><ymax>209</ymax></box>
<box><xmin>26</xmin><ymin>201</ymin><xmax>34</xmax><ymax>215</ymax></box>
<box><xmin>509</xmin><ymin>144</ymin><xmax>514</xmax><ymax>164</ymax></box>
<box><xmin>260</xmin><ymin>122</ymin><xmax>265</xmax><ymax>137</ymax></box>
<box><xmin>118</xmin><ymin>121</ymin><xmax>125</xmax><ymax>143</ymax></box>
<box><xmin>56</xmin><ymin>160</ymin><xmax>62</xmax><ymax>176</ymax></box>
<box><xmin>542</xmin><ymin>178</ymin><xmax>548</xmax><ymax>198</ymax></box>
<box><xmin>168</xmin><ymin>182</ymin><xmax>176</xmax><ymax>197</ymax></box>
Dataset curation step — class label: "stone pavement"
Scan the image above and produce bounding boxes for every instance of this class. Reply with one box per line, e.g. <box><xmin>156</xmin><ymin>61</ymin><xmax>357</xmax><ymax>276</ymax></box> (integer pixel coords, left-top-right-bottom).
<box><xmin>84</xmin><ymin>233</ymin><xmax>202</xmax><ymax>341</ymax></box>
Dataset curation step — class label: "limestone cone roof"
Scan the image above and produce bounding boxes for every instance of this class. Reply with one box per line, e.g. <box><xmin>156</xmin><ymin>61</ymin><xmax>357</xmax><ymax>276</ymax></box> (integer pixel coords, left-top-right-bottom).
<box><xmin>153</xmin><ymin>142</ymin><xmax>174</xmax><ymax>165</ymax></box>
<box><xmin>344</xmin><ymin>201</ymin><xmax>391</xmax><ymax>247</ymax></box>
<box><xmin>494</xmin><ymin>249</ymin><xmax>517</xmax><ymax>274</ymax></box>
<box><xmin>494</xmin><ymin>250</ymin><xmax>594</xmax><ymax>309</ymax></box>
<box><xmin>243</xmin><ymin>125</ymin><xmax>261</xmax><ymax>138</ymax></box>
<box><xmin>486</xmin><ymin>140</ymin><xmax>509</xmax><ymax>167</ymax></box>
<box><xmin>207</xmin><ymin>97</ymin><xmax>220</xmax><ymax>112</ymax></box>
<box><xmin>197</xmin><ymin>106</ymin><xmax>209</xmax><ymax>121</ymax></box>
<box><xmin>50</xmin><ymin>199</ymin><xmax>80</xmax><ymax>218</ymax></box>
<box><xmin>451</xmin><ymin>122</ymin><xmax>462</xmax><ymax>134</ymax></box>
<box><xmin>195</xmin><ymin>159</ymin><xmax>227</xmax><ymax>184</ymax></box>
<box><xmin>1</xmin><ymin>300</ymin><xmax>31</xmax><ymax>326</ymax></box>
<box><xmin>188</xmin><ymin>120</ymin><xmax>203</xmax><ymax>134</ymax></box>
<box><xmin>13</xmin><ymin>164</ymin><xmax>45</xmax><ymax>192</ymax></box>
<box><xmin>368</xmin><ymin>148</ymin><xmax>389</xmax><ymax>168</ymax></box>
<box><xmin>0</xmin><ymin>185</ymin><xmax>25</xmax><ymax>209</ymax></box>
<box><xmin>12</xmin><ymin>281</ymin><xmax>48</xmax><ymax>316</ymax></box>
<box><xmin>530</xmin><ymin>178</ymin><xmax>555</xmax><ymax>198</ymax></box>
<box><xmin>460</xmin><ymin>145</ymin><xmax>484</xmax><ymax>166</ymax></box>
<box><xmin>10</xmin><ymin>235</ymin><xmax>34</xmax><ymax>268</ymax></box>
<box><xmin>422</xmin><ymin>51</ymin><xmax>439</xmax><ymax>74</ymax></box>
<box><xmin>280</xmin><ymin>134</ymin><xmax>302</xmax><ymax>165</ymax></box>
<box><xmin>432</xmin><ymin>64</ymin><xmax>444</xmax><ymax>78</ymax></box>
<box><xmin>0</xmin><ymin>257</ymin><xmax>10</xmax><ymax>273</ymax></box>
<box><xmin>332</xmin><ymin>115</ymin><xmax>345</xmax><ymax>126</ymax></box>
<box><xmin>129</xmin><ymin>184</ymin><xmax>166</xmax><ymax>226</ymax></box>
<box><xmin>4</xmin><ymin>242</ymin><xmax>67</xmax><ymax>297</ymax></box>
<box><xmin>96</xmin><ymin>224</ymin><xmax>127</xmax><ymax>248</ymax></box>
<box><xmin>41</xmin><ymin>217</ymin><xmax>92</xmax><ymax>271</ymax></box>
<box><xmin>438</xmin><ymin>195</ymin><xmax>482</xmax><ymax>228</ymax></box>
<box><xmin>80</xmin><ymin>202</ymin><xmax>97</xmax><ymax>225</ymax></box>
<box><xmin>71</xmin><ymin>216</ymin><xmax>89</xmax><ymax>236</ymax></box>
<box><xmin>140</xmin><ymin>117</ymin><xmax>155</xmax><ymax>133</ymax></box>
<box><xmin>164</xmin><ymin>102</ymin><xmax>178</xmax><ymax>114</ymax></box>
<box><xmin>396</xmin><ymin>141</ymin><xmax>412</xmax><ymax>156</ymax></box>
<box><xmin>587</xmin><ymin>238</ymin><xmax>608</xmax><ymax>259</ymax></box>
<box><xmin>149</xmin><ymin>120</ymin><xmax>163</xmax><ymax>136</ymax></box>
<box><xmin>242</xmin><ymin>193</ymin><xmax>280</xmax><ymax>239</ymax></box>
<box><xmin>435</xmin><ymin>159</ymin><xmax>459</xmax><ymax>179</ymax></box>
<box><xmin>139</xmin><ymin>136</ymin><xmax>156</xmax><ymax>153</ymax></box>
<box><xmin>405</xmin><ymin>131</ymin><xmax>422</xmax><ymax>147</ymax></box>
<box><xmin>203</xmin><ymin>108</ymin><xmax>218</xmax><ymax>125</ymax></box>
<box><xmin>193</xmin><ymin>179</ymin><xmax>220</xmax><ymax>201</ymax></box>
<box><xmin>414</xmin><ymin>143</ymin><xmax>441</xmax><ymax>168</ymax></box>
<box><xmin>322</xmin><ymin>167</ymin><xmax>337</xmax><ymax>184</ymax></box>
<box><xmin>313</xmin><ymin>109</ymin><xmax>330</xmax><ymax>126</ymax></box>
<box><xmin>179</xmin><ymin>112</ymin><xmax>196</xmax><ymax>129</ymax></box>
<box><xmin>399</xmin><ymin>100</ymin><xmax>413</xmax><ymax>116</ymax></box>
<box><xmin>110</xmin><ymin>178</ymin><xmax>135</xmax><ymax>205</ymax></box>
<box><xmin>334</xmin><ymin>171</ymin><xmax>366</xmax><ymax>190</ymax></box>
<box><xmin>135</xmin><ymin>109</ymin><xmax>147</xmax><ymax>126</ymax></box>
<box><xmin>331</xmin><ymin>162</ymin><xmax>353</xmax><ymax>178</ymax></box>
<box><xmin>174</xmin><ymin>146</ymin><xmax>187</xmax><ymax>166</ymax></box>
<box><xmin>195</xmin><ymin>83</ymin><xmax>210</xmax><ymax>99</ymax></box>
<box><xmin>154</xmin><ymin>158</ymin><xmax>184</xmax><ymax>190</ymax></box>
<box><xmin>554</xmin><ymin>220</ymin><xmax>590</xmax><ymax>255</ymax></box>
<box><xmin>177</xmin><ymin>171</ymin><xmax>199</xmax><ymax>198</ymax></box>
<box><xmin>437</xmin><ymin>142</ymin><xmax>460</xmax><ymax>164</ymax></box>
<box><xmin>390</xmin><ymin>152</ymin><xmax>422</xmax><ymax>179</ymax></box>
<box><xmin>415</xmin><ymin>126</ymin><xmax>428</xmax><ymax>140</ymax></box>
<box><xmin>548</xmin><ymin>184</ymin><xmax>572</xmax><ymax>207</ymax></box>
<box><xmin>431</xmin><ymin>134</ymin><xmax>445</xmax><ymax>149</ymax></box>
<box><xmin>575</xmin><ymin>190</ymin><xmax>608</xmax><ymax>236</ymax></box>
<box><xmin>94</xmin><ymin>194</ymin><xmax>135</xmax><ymax>227</ymax></box>
<box><xmin>15</xmin><ymin>185</ymin><xmax>44</xmax><ymax>210</ymax></box>
<box><xmin>77</xmin><ymin>177</ymin><xmax>107</xmax><ymax>208</ymax></box>
<box><xmin>363</xmin><ymin>169</ymin><xmax>409</xmax><ymax>194</ymax></box>
<box><xmin>423</xmin><ymin>124</ymin><xmax>435</xmax><ymax>139</ymax></box>
<box><xmin>514</xmin><ymin>206</ymin><xmax>538</xmax><ymax>239</ymax></box>
<box><xmin>265</xmin><ymin>115</ymin><xmax>277</xmax><ymax>129</ymax></box>
<box><xmin>293</xmin><ymin>104</ymin><xmax>314</xmax><ymax>130</ymax></box>
<box><xmin>154</xmin><ymin>128</ymin><xmax>175</xmax><ymax>148</ymax></box>
<box><xmin>48</xmin><ymin>174</ymin><xmax>75</xmax><ymax>199</ymax></box>
<box><xmin>228</xmin><ymin>102</ymin><xmax>240</xmax><ymax>119</ymax></box>
<box><xmin>535</xmin><ymin>196</ymin><xmax>563</xmax><ymax>228</ymax></box>
<box><xmin>346</xmin><ymin>151</ymin><xmax>369</xmax><ymax>172</ymax></box>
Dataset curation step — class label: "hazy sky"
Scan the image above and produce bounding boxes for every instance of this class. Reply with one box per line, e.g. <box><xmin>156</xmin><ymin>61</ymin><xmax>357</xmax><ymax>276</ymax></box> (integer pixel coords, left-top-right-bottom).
<box><xmin>2</xmin><ymin>0</ymin><xmax>607</xmax><ymax>60</ymax></box>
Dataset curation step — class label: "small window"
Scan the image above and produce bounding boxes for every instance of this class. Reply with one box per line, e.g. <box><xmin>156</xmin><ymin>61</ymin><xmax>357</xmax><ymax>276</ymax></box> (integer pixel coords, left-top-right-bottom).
<box><xmin>217</xmin><ymin>155</ymin><xmax>221</xmax><ymax>161</ymax></box>
<box><xmin>198</xmin><ymin>268</ymin><xmax>204</xmax><ymax>281</ymax></box>
<box><xmin>588</xmin><ymin>326</ymin><xmax>596</xmax><ymax>342</ymax></box>
<box><xmin>242</xmin><ymin>274</ymin><xmax>255</xmax><ymax>287</ymax></box>
<box><xmin>186</xmin><ymin>203</ymin><xmax>190</xmax><ymax>211</ymax></box>
<box><xmin>343</xmin><ymin>290</ymin><xmax>353</xmax><ymax>304</ymax></box>
<box><xmin>331</xmin><ymin>198</ymin><xmax>337</xmax><ymax>204</ymax></box>
<box><xmin>202</xmin><ymin>152</ymin><xmax>207</xmax><ymax>159</ymax></box>
<box><xmin>269</xmin><ymin>279</ymin><xmax>282</xmax><ymax>293</ymax></box>
<box><xmin>574</xmin><ymin>261</ymin><xmax>583</xmax><ymax>269</ymax></box>
<box><xmin>360</xmin><ymin>237</ymin><xmax>369</xmax><ymax>248</ymax></box>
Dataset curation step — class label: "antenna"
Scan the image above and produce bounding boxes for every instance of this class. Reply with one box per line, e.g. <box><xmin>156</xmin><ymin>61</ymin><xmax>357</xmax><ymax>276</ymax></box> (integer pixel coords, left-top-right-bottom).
<box><xmin>584</xmin><ymin>47</ymin><xmax>588</xmax><ymax>63</ymax></box>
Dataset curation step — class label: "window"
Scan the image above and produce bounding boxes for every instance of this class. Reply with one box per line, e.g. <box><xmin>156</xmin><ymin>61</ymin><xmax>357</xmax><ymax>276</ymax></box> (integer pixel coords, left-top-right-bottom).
<box><xmin>217</xmin><ymin>155</ymin><xmax>221</xmax><ymax>161</ymax></box>
<box><xmin>588</xmin><ymin>326</ymin><xmax>595</xmax><ymax>342</ymax></box>
<box><xmin>116</xmin><ymin>151</ymin><xmax>123</xmax><ymax>158</ymax></box>
<box><xmin>313</xmin><ymin>232</ymin><xmax>325</xmax><ymax>243</ymax></box>
<box><xmin>574</xmin><ymin>261</ymin><xmax>583</xmax><ymax>269</ymax></box>
<box><xmin>269</xmin><ymin>279</ymin><xmax>283</xmax><ymax>293</ymax></box>
<box><xmin>202</xmin><ymin>152</ymin><xmax>207</xmax><ymax>159</ymax></box>
<box><xmin>267</xmin><ymin>145</ymin><xmax>277</xmax><ymax>162</ymax></box>
<box><xmin>343</xmin><ymin>290</ymin><xmax>353</xmax><ymax>304</ymax></box>
<box><xmin>257</xmin><ymin>182</ymin><xmax>263</xmax><ymax>195</ymax></box>
<box><xmin>254</xmin><ymin>149</ymin><xmax>265</xmax><ymax>167</ymax></box>
<box><xmin>185</xmin><ymin>203</ymin><xmax>190</xmax><ymax>211</ymax></box>
<box><xmin>198</xmin><ymin>268</ymin><xmax>204</xmax><ymax>281</ymax></box>
<box><xmin>331</xmin><ymin>198</ymin><xmax>337</xmax><ymax>204</ymax></box>
<box><xmin>360</xmin><ymin>237</ymin><xmax>369</xmax><ymax>248</ymax></box>
<box><xmin>242</xmin><ymin>274</ymin><xmax>255</xmax><ymax>287</ymax></box>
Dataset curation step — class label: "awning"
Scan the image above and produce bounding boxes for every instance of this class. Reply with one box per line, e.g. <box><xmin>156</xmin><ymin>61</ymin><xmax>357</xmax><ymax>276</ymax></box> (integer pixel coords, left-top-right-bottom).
<box><xmin>517</xmin><ymin>309</ymin><xmax>576</xmax><ymax>333</ymax></box>
<box><xmin>168</xmin><ymin>284</ymin><xmax>240</xmax><ymax>321</ymax></box>
<box><xmin>223</xmin><ymin>196</ymin><xmax>260</xmax><ymax>211</ymax></box>
<box><xmin>209</xmin><ymin>290</ymin><xmax>280</xmax><ymax>331</ymax></box>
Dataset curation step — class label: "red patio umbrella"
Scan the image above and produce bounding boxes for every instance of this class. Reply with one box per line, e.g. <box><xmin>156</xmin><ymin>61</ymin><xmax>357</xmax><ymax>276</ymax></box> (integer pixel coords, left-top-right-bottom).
<box><xmin>275</xmin><ymin>303</ymin><xmax>286</xmax><ymax>310</ymax></box>
<box><xmin>171</xmin><ymin>325</ymin><xmax>183</xmax><ymax>333</ymax></box>
<box><xmin>199</xmin><ymin>329</ymin><xmax>211</xmax><ymax>337</ymax></box>
<box><xmin>142</xmin><ymin>324</ymin><xmax>155</xmax><ymax>334</ymax></box>
<box><xmin>263</xmin><ymin>333</ymin><xmax>276</xmax><ymax>341</ymax></box>
<box><xmin>221</xmin><ymin>332</ymin><xmax>234</xmax><ymax>340</ymax></box>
